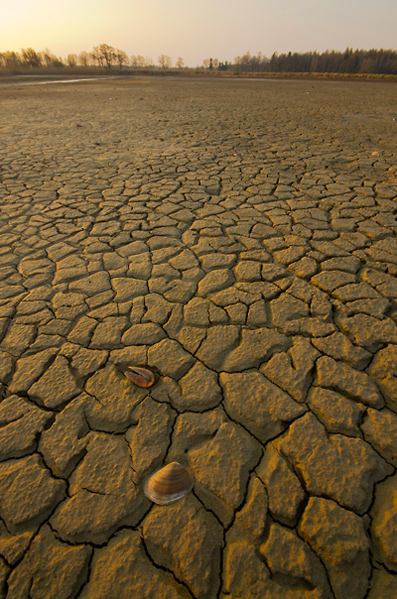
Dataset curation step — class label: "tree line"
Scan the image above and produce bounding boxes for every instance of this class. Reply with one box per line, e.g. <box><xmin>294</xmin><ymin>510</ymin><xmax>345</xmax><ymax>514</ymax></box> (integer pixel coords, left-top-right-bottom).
<box><xmin>0</xmin><ymin>44</ymin><xmax>184</xmax><ymax>71</ymax></box>
<box><xmin>233</xmin><ymin>48</ymin><xmax>397</xmax><ymax>75</ymax></box>
<box><xmin>1</xmin><ymin>44</ymin><xmax>396</xmax><ymax>74</ymax></box>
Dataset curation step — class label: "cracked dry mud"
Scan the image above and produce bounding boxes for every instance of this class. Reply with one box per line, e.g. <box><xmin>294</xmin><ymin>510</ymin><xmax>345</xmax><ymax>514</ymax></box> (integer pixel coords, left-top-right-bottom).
<box><xmin>0</xmin><ymin>77</ymin><xmax>396</xmax><ymax>599</ymax></box>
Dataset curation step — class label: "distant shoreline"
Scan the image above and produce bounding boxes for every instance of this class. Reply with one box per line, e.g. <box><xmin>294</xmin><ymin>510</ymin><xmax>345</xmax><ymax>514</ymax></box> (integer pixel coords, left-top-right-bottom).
<box><xmin>1</xmin><ymin>69</ymin><xmax>396</xmax><ymax>86</ymax></box>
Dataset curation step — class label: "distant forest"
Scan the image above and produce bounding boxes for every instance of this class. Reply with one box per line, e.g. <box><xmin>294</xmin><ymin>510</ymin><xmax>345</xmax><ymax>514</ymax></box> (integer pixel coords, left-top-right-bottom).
<box><xmin>232</xmin><ymin>48</ymin><xmax>397</xmax><ymax>75</ymax></box>
<box><xmin>0</xmin><ymin>45</ymin><xmax>396</xmax><ymax>75</ymax></box>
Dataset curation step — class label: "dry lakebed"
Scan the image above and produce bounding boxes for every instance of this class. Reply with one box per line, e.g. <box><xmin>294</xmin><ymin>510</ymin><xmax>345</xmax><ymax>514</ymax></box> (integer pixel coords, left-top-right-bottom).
<box><xmin>0</xmin><ymin>76</ymin><xmax>396</xmax><ymax>598</ymax></box>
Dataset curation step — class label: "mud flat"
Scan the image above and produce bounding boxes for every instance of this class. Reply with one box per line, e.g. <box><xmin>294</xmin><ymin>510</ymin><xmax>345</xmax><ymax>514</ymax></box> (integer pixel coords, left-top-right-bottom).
<box><xmin>0</xmin><ymin>77</ymin><xmax>396</xmax><ymax>598</ymax></box>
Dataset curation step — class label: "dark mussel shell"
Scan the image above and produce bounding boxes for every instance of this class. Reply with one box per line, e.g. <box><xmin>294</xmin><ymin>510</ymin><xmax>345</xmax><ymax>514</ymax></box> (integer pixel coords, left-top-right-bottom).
<box><xmin>124</xmin><ymin>366</ymin><xmax>156</xmax><ymax>388</ymax></box>
<box><xmin>144</xmin><ymin>462</ymin><xmax>194</xmax><ymax>505</ymax></box>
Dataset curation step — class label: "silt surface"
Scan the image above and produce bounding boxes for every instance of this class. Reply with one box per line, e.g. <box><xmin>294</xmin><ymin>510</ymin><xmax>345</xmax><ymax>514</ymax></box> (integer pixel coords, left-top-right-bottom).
<box><xmin>0</xmin><ymin>77</ymin><xmax>396</xmax><ymax>598</ymax></box>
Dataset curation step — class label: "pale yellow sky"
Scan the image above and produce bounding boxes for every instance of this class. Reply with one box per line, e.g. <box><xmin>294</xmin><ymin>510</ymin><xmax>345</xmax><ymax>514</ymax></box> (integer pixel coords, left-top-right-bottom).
<box><xmin>1</xmin><ymin>0</ymin><xmax>396</xmax><ymax>67</ymax></box>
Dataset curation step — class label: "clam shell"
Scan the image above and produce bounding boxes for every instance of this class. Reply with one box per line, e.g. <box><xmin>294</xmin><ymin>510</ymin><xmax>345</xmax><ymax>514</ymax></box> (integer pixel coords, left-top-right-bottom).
<box><xmin>124</xmin><ymin>366</ymin><xmax>155</xmax><ymax>388</ymax></box>
<box><xmin>144</xmin><ymin>462</ymin><xmax>194</xmax><ymax>505</ymax></box>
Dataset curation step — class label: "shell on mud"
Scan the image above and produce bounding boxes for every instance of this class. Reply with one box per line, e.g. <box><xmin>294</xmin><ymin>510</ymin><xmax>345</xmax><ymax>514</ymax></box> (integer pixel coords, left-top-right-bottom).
<box><xmin>124</xmin><ymin>366</ymin><xmax>156</xmax><ymax>388</ymax></box>
<box><xmin>144</xmin><ymin>462</ymin><xmax>194</xmax><ymax>505</ymax></box>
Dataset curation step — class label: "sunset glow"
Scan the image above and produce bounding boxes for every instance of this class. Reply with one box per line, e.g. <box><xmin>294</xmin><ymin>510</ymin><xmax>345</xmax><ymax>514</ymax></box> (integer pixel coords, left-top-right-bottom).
<box><xmin>1</xmin><ymin>0</ymin><xmax>396</xmax><ymax>67</ymax></box>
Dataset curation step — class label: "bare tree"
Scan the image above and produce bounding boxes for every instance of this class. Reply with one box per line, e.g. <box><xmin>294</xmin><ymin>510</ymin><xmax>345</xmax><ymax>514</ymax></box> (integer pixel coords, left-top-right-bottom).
<box><xmin>91</xmin><ymin>47</ymin><xmax>103</xmax><ymax>67</ymax></box>
<box><xmin>92</xmin><ymin>44</ymin><xmax>116</xmax><ymax>69</ymax></box>
<box><xmin>1</xmin><ymin>51</ymin><xmax>21</xmax><ymax>69</ymax></box>
<box><xmin>140</xmin><ymin>56</ymin><xmax>151</xmax><ymax>67</ymax></box>
<box><xmin>52</xmin><ymin>56</ymin><xmax>65</xmax><ymax>67</ymax></box>
<box><xmin>176</xmin><ymin>57</ymin><xmax>185</xmax><ymax>69</ymax></box>
<box><xmin>202</xmin><ymin>58</ymin><xmax>210</xmax><ymax>69</ymax></box>
<box><xmin>115</xmin><ymin>49</ymin><xmax>129</xmax><ymax>69</ymax></box>
<box><xmin>41</xmin><ymin>48</ymin><xmax>55</xmax><ymax>67</ymax></box>
<box><xmin>67</xmin><ymin>54</ymin><xmax>78</xmax><ymax>67</ymax></box>
<box><xmin>22</xmin><ymin>48</ymin><xmax>42</xmax><ymax>68</ymax></box>
<box><xmin>130</xmin><ymin>55</ymin><xmax>149</xmax><ymax>68</ymax></box>
<box><xmin>101</xmin><ymin>44</ymin><xmax>116</xmax><ymax>69</ymax></box>
<box><xmin>79</xmin><ymin>51</ymin><xmax>90</xmax><ymax>67</ymax></box>
<box><xmin>158</xmin><ymin>54</ymin><xmax>172</xmax><ymax>69</ymax></box>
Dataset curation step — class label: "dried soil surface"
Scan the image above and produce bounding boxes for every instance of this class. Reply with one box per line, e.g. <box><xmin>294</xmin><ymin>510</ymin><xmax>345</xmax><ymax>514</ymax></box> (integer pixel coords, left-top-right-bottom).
<box><xmin>0</xmin><ymin>77</ymin><xmax>396</xmax><ymax>599</ymax></box>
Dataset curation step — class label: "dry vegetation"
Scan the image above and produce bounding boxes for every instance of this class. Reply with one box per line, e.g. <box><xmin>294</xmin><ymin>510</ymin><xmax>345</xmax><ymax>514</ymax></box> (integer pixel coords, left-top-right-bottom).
<box><xmin>1</xmin><ymin>45</ymin><xmax>396</xmax><ymax>80</ymax></box>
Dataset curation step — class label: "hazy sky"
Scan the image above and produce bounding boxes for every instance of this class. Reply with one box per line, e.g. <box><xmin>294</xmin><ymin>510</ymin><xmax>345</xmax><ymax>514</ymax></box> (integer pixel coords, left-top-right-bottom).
<box><xmin>1</xmin><ymin>0</ymin><xmax>396</xmax><ymax>67</ymax></box>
